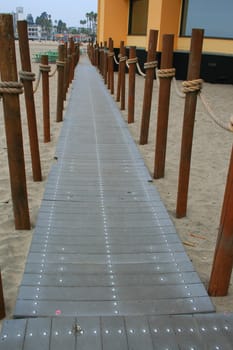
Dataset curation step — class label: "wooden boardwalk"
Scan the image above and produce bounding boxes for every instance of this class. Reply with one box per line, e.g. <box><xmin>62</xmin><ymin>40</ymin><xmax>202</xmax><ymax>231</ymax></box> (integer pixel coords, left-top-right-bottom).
<box><xmin>1</xmin><ymin>55</ymin><xmax>233</xmax><ymax>349</ymax></box>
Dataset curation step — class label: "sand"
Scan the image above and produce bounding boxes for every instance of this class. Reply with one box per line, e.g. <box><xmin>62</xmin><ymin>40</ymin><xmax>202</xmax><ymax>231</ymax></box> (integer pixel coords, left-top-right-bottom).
<box><xmin>0</xmin><ymin>46</ymin><xmax>233</xmax><ymax>330</ymax></box>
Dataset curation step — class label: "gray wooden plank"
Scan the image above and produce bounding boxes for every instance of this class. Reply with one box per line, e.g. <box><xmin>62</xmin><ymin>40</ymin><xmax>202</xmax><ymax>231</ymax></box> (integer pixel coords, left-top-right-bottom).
<box><xmin>75</xmin><ymin>317</ymin><xmax>102</xmax><ymax>350</ymax></box>
<box><xmin>23</xmin><ymin>318</ymin><xmax>51</xmax><ymax>350</ymax></box>
<box><xmin>50</xmin><ymin>317</ymin><xmax>76</xmax><ymax>350</ymax></box>
<box><xmin>101</xmin><ymin>316</ymin><xmax>128</xmax><ymax>350</ymax></box>
<box><xmin>21</xmin><ymin>271</ymin><xmax>201</xmax><ymax>287</ymax></box>
<box><xmin>125</xmin><ymin>316</ymin><xmax>154</xmax><ymax>350</ymax></box>
<box><xmin>14</xmin><ymin>297</ymin><xmax>214</xmax><ymax>318</ymax></box>
<box><xmin>24</xmin><ymin>260</ymin><xmax>195</xmax><ymax>275</ymax></box>
<box><xmin>0</xmin><ymin>319</ymin><xmax>26</xmax><ymax>350</ymax></box>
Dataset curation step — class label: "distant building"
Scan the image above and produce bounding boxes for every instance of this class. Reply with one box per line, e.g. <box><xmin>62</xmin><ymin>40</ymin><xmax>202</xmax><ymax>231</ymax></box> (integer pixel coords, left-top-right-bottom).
<box><xmin>27</xmin><ymin>24</ymin><xmax>42</xmax><ymax>41</ymax></box>
<box><xmin>11</xmin><ymin>7</ymin><xmax>42</xmax><ymax>40</ymax></box>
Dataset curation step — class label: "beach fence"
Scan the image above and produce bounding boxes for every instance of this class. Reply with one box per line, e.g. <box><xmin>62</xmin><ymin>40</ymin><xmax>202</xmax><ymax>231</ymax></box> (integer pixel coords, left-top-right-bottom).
<box><xmin>0</xmin><ymin>14</ymin><xmax>80</xmax><ymax>230</ymax></box>
<box><xmin>0</xmin><ymin>14</ymin><xmax>80</xmax><ymax>317</ymax></box>
<box><xmin>90</xmin><ymin>29</ymin><xmax>233</xmax><ymax>296</ymax></box>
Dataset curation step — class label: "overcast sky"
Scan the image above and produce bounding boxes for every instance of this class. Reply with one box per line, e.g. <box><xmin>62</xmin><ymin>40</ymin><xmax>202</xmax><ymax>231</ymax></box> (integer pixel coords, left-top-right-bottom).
<box><xmin>0</xmin><ymin>0</ymin><xmax>97</xmax><ymax>27</ymax></box>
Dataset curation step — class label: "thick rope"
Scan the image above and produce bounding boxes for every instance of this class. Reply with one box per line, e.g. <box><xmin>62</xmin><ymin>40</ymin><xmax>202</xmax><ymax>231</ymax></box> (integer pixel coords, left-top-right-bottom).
<box><xmin>39</xmin><ymin>64</ymin><xmax>51</xmax><ymax>73</ymax></box>
<box><xmin>119</xmin><ymin>56</ymin><xmax>127</xmax><ymax>63</ymax></box>
<box><xmin>108</xmin><ymin>52</ymin><xmax>114</xmax><ymax>57</ymax></box>
<box><xmin>199</xmin><ymin>92</ymin><xmax>233</xmax><ymax>132</ymax></box>
<box><xmin>19</xmin><ymin>70</ymin><xmax>36</xmax><ymax>81</ymax></box>
<box><xmin>126</xmin><ymin>57</ymin><xmax>138</xmax><ymax>69</ymax></box>
<box><xmin>113</xmin><ymin>55</ymin><xmax>119</xmax><ymax>65</ymax></box>
<box><xmin>56</xmin><ymin>60</ymin><xmax>65</xmax><ymax>67</ymax></box>
<box><xmin>0</xmin><ymin>81</ymin><xmax>23</xmax><ymax>97</ymax></box>
<box><xmin>144</xmin><ymin>60</ymin><xmax>158</xmax><ymax>70</ymax></box>
<box><xmin>33</xmin><ymin>71</ymin><xmax>41</xmax><ymax>94</ymax></box>
<box><xmin>182</xmin><ymin>79</ymin><xmax>203</xmax><ymax>93</ymax></box>
<box><xmin>136</xmin><ymin>62</ymin><xmax>146</xmax><ymax>77</ymax></box>
<box><xmin>127</xmin><ymin>57</ymin><xmax>138</xmax><ymax>65</ymax></box>
<box><xmin>157</xmin><ymin>68</ymin><xmax>176</xmax><ymax>79</ymax></box>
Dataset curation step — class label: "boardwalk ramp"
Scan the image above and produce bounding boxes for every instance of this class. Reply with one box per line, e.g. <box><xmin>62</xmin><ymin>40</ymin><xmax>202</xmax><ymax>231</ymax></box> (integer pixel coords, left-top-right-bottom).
<box><xmin>1</xmin><ymin>55</ymin><xmax>233</xmax><ymax>349</ymax></box>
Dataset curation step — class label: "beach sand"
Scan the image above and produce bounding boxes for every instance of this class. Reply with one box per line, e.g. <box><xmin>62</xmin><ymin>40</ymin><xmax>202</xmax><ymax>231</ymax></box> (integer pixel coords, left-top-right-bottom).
<box><xmin>0</xmin><ymin>46</ymin><xmax>233</xmax><ymax>330</ymax></box>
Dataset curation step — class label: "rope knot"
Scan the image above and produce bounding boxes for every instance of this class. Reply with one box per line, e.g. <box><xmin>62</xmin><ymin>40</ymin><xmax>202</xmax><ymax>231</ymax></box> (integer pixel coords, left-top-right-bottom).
<box><xmin>0</xmin><ymin>81</ymin><xmax>23</xmax><ymax>97</ymax></box>
<box><xmin>144</xmin><ymin>60</ymin><xmax>158</xmax><ymax>70</ymax></box>
<box><xmin>39</xmin><ymin>64</ymin><xmax>51</xmax><ymax>73</ymax></box>
<box><xmin>127</xmin><ymin>57</ymin><xmax>138</xmax><ymax>65</ymax></box>
<box><xmin>182</xmin><ymin>79</ymin><xmax>203</xmax><ymax>93</ymax></box>
<box><xmin>56</xmin><ymin>60</ymin><xmax>65</xmax><ymax>67</ymax></box>
<box><xmin>119</xmin><ymin>56</ymin><xmax>127</xmax><ymax>62</ymax></box>
<box><xmin>108</xmin><ymin>51</ymin><xmax>115</xmax><ymax>57</ymax></box>
<box><xmin>157</xmin><ymin>68</ymin><xmax>176</xmax><ymax>79</ymax></box>
<box><xmin>19</xmin><ymin>70</ymin><xmax>36</xmax><ymax>81</ymax></box>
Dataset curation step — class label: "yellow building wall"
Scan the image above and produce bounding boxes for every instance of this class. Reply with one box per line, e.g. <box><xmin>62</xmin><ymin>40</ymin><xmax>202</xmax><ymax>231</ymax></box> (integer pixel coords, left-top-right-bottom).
<box><xmin>126</xmin><ymin>0</ymin><xmax>182</xmax><ymax>51</ymax></box>
<box><xmin>98</xmin><ymin>0</ymin><xmax>233</xmax><ymax>55</ymax></box>
<box><xmin>97</xmin><ymin>0</ymin><xmax>129</xmax><ymax>47</ymax></box>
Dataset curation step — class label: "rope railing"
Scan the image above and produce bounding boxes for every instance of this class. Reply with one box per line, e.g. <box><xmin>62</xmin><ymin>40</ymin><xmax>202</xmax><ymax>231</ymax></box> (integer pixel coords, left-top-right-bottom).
<box><xmin>168</xmin><ymin>75</ymin><xmax>233</xmax><ymax>133</ymax></box>
<box><xmin>199</xmin><ymin>92</ymin><xmax>233</xmax><ymax>132</ymax></box>
<box><xmin>113</xmin><ymin>54</ymin><xmax>119</xmax><ymax>65</ymax></box>
<box><xmin>0</xmin><ymin>81</ymin><xmax>24</xmax><ymax>96</ymax></box>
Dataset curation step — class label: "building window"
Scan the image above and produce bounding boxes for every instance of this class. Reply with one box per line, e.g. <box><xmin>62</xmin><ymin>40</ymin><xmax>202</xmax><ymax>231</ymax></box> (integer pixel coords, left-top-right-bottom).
<box><xmin>181</xmin><ymin>0</ymin><xmax>233</xmax><ymax>39</ymax></box>
<box><xmin>129</xmin><ymin>0</ymin><xmax>149</xmax><ymax>35</ymax></box>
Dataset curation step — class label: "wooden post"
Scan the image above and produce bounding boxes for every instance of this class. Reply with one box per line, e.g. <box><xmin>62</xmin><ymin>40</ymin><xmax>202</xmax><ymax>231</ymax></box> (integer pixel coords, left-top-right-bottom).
<box><xmin>63</xmin><ymin>42</ymin><xmax>68</xmax><ymax>100</ymax></box>
<box><xmin>128</xmin><ymin>46</ymin><xmax>137</xmax><ymax>124</ymax></box>
<box><xmin>66</xmin><ymin>47</ymin><xmax>71</xmax><ymax>92</ymax></box>
<box><xmin>100</xmin><ymin>42</ymin><xmax>104</xmax><ymax>75</ymax></box>
<box><xmin>116</xmin><ymin>41</ymin><xmax>124</xmax><ymax>102</ymax></box>
<box><xmin>208</xmin><ymin>145</ymin><xmax>233</xmax><ymax>296</ymax></box>
<box><xmin>139</xmin><ymin>29</ymin><xmax>158</xmax><ymax>145</ymax></box>
<box><xmin>108</xmin><ymin>38</ymin><xmax>114</xmax><ymax>94</ymax></box>
<box><xmin>0</xmin><ymin>14</ymin><xmax>30</xmax><ymax>229</ymax></box>
<box><xmin>120</xmin><ymin>44</ymin><xmax>126</xmax><ymax>111</ymax></box>
<box><xmin>176</xmin><ymin>28</ymin><xmax>204</xmax><ymax>218</ymax></box>
<box><xmin>104</xmin><ymin>41</ymin><xmax>108</xmax><ymax>85</ymax></box>
<box><xmin>56</xmin><ymin>44</ymin><xmax>65</xmax><ymax>123</ymax></box>
<box><xmin>41</xmin><ymin>55</ymin><xmax>50</xmax><ymax>143</ymax></box>
<box><xmin>69</xmin><ymin>37</ymin><xmax>75</xmax><ymax>83</ymax></box>
<box><xmin>17</xmin><ymin>20</ymin><xmax>42</xmax><ymax>182</ymax></box>
<box><xmin>154</xmin><ymin>34</ymin><xmax>174</xmax><ymax>179</ymax></box>
<box><xmin>0</xmin><ymin>271</ymin><xmax>5</xmax><ymax>320</ymax></box>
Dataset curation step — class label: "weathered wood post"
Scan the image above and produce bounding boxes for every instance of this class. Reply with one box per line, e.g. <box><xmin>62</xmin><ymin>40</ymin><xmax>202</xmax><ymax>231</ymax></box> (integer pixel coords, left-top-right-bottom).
<box><xmin>17</xmin><ymin>20</ymin><xmax>42</xmax><ymax>182</ymax></box>
<box><xmin>0</xmin><ymin>14</ymin><xmax>30</xmax><ymax>229</ymax></box>
<box><xmin>69</xmin><ymin>37</ymin><xmax>75</xmax><ymax>83</ymax></box>
<box><xmin>0</xmin><ymin>271</ymin><xmax>5</xmax><ymax>320</ymax></box>
<box><xmin>99</xmin><ymin>42</ymin><xmax>104</xmax><ymax>75</ymax></box>
<box><xmin>66</xmin><ymin>47</ymin><xmax>71</xmax><ymax>92</ymax></box>
<box><xmin>104</xmin><ymin>41</ymin><xmax>108</xmax><ymax>85</ymax></box>
<box><xmin>208</xmin><ymin>145</ymin><xmax>233</xmax><ymax>296</ymax></box>
<box><xmin>139</xmin><ymin>29</ymin><xmax>158</xmax><ymax>145</ymax></box>
<box><xmin>127</xmin><ymin>46</ymin><xmax>137</xmax><ymax>124</ymax></box>
<box><xmin>154</xmin><ymin>34</ymin><xmax>174</xmax><ymax>179</ymax></box>
<box><xmin>56</xmin><ymin>44</ymin><xmax>65</xmax><ymax>122</ymax></box>
<box><xmin>75</xmin><ymin>43</ymin><xmax>80</xmax><ymax>66</ymax></box>
<box><xmin>95</xmin><ymin>43</ymin><xmax>99</xmax><ymax>68</ymax></box>
<box><xmin>176</xmin><ymin>29</ymin><xmax>204</xmax><ymax>218</ymax></box>
<box><xmin>120</xmin><ymin>44</ymin><xmax>126</xmax><ymax>111</ymax></box>
<box><xmin>40</xmin><ymin>55</ymin><xmax>51</xmax><ymax>142</ymax></box>
<box><xmin>117</xmin><ymin>41</ymin><xmax>124</xmax><ymax>102</ymax></box>
<box><xmin>108</xmin><ymin>38</ymin><xmax>114</xmax><ymax>94</ymax></box>
<box><xmin>63</xmin><ymin>41</ymin><xmax>68</xmax><ymax>100</ymax></box>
